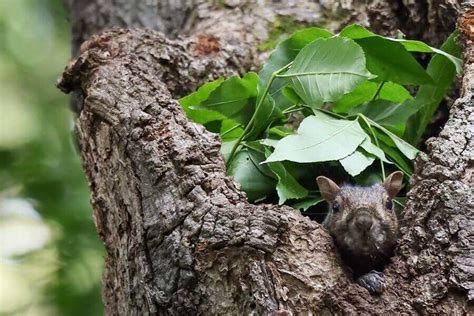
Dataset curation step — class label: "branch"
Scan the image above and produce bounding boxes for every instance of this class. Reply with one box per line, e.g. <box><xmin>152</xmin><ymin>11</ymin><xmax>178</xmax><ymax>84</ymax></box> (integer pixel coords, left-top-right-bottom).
<box><xmin>57</xmin><ymin>27</ymin><xmax>350</xmax><ymax>314</ymax></box>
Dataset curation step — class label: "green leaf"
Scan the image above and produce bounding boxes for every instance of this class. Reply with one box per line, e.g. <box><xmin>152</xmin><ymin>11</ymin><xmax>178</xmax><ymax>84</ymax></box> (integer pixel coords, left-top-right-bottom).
<box><xmin>265</xmin><ymin>112</ymin><xmax>367</xmax><ymax>163</ymax></box>
<box><xmin>384</xmin><ymin>128</ymin><xmax>418</xmax><ymax>160</ymax></box>
<box><xmin>339</xmin><ymin>28</ymin><xmax>460</xmax><ymax>144</ymax></box>
<box><xmin>281</xmin><ymin>86</ymin><xmax>303</xmax><ymax>105</ymax></box>
<box><xmin>375</xmin><ymin>132</ymin><xmax>413</xmax><ymax>175</ymax></box>
<box><xmin>179</xmin><ymin>78</ymin><xmax>227</xmax><ymax>124</ymax></box>
<box><xmin>291</xmin><ymin>198</ymin><xmax>324</xmax><ymax>211</ymax></box>
<box><xmin>227</xmin><ymin>146</ymin><xmax>276</xmax><ymax>202</ymax></box>
<box><xmin>340</xmin><ymin>24</ymin><xmax>462</xmax><ymax>73</ymax></box>
<box><xmin>392</xmin><ymin>38</ymin><xmax>462</xmax><ymax>74</ymax></box>
<box><xmin>349</xmin><ymin>100</ymin><xmax>406</xmax><ymax>123</ymax></box>
<box><xmin>179</xmin><ymin>78</ymin><xmax>246</xmax><ymax>141</ymax></box>
<box><xmin>363</xmin><ymin>115</ymin><xmax>419</xmax><ymax>160</ymax></box>
<box><xmin>377</xmin><ymin>82</ymin><xmax>412</xmax><ymax>102</ymax></box>
<box><xmin>281</xmin><ymin>37</ymin><xmax>374</xmax><ymax>107</ymax></box>
<box><xmin>350</xmin><ymin>100</ymin><xmax>420</xmax><ymax>136</ymax></box>
<box><xmin>339</xmin><ymin>24</ymin><xmax>376</xmax><ymax>39</ymax></box>
<box><xmin>260</xmin><ymin>138</ymin><xmax>280</xmax><ymax>147</ymax></box>
<box><xmin>220</xmin><ymin>119</ymin><xmax>244</xmax><ymax>141</ymax></box>
<box><xmin>269</xmin><ymin>162</ymin><xmax>309</xmax><ymax>204</ymax></box>
<box><xmin>355</xmin><ymin>37</ymin><xmax>432</xmax><ymax>85</ymax></box>
<box><xmin>192</xmin><ymin>72</ymin><xmax>258</xmax><ymax>125</ymax></box>
<box><xmin>259</xmin><ymin>27</ymin><xmax>333</xmax><ymax>109</ymax></box>
<box><xmin>221</xmin><ymin>140</ymin><xmax>239</xmax><ymax>161</ymax></box>
<box><xmin>246</xmin><ymin>92</ymin><xmax>282</xmax><ymax>139</ymax></box>
<box><xmin>333</xmin><ymin>81</ymin><xmax>412</xmax><ymax>113</ymax></box>
<box><xmin>404</xmin><ymin>31</ymin><xmax>461</xmax><ymax>145</ymax></box>
<box><xmin>265</xmin><ymin>149</ymin><xmax>308</xmax><ymax>204</ymax></box>
<box><xmin>359</xmin><ymin>137</ymin><xmax>390</xmax><ymax>163</ymax></box>
<box><xmin>260</xmin><ymin>27</ymin><xmax>333</xmax><ymax>86</ymax></box>
<box><xmin>268</xmin><ymin>126</ymin><xmax>293</xmax><ymax>138</ymax></box>
<box><xmin>340</xmin><ymin>150</ymin><xmax>375</xmax><ymax>176</ymax></box>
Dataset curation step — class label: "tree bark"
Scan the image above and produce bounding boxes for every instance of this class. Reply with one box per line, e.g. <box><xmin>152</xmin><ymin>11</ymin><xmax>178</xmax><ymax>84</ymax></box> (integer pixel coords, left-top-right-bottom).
<box><xmin>59</xmin><ymin>1</ymin><xmax>473</xmax><ymax>314</ymax></box>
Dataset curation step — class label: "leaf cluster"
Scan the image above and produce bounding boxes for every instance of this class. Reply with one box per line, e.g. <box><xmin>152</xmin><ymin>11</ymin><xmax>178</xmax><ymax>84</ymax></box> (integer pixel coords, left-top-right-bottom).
<box><xmin>179</xmin><ymin>25</ymin><xmax>461</xmax><ymax>210</ymax></box>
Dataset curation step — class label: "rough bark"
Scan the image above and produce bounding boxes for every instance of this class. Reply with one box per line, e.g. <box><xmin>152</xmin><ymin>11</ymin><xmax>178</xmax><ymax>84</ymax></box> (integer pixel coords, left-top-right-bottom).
<box><xmin>59</xmin><ymin>0</ymin><xmax>473</xmax><ymax>314</ymax></box>
<box><xmin>365</xmin><ymin>0</ymin><xmax>460</xmax><ymax>46</ymax></box>
<box><xmin>63</xmin><ymin>0</ymin><xmax>194</xmax><ymax>55</ymax></box>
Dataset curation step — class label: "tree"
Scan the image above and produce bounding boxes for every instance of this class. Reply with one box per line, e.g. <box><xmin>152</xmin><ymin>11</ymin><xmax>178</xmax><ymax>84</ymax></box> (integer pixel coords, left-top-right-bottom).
<box><xmin>59</xmin><ymin>1</ymin><xmax>472</xmax><ymax>314</ymax></box>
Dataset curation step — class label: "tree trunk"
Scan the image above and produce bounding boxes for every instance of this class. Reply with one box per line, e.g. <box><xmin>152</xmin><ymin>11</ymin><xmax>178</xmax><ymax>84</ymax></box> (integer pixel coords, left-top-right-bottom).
<box><xmin>58</xmin><ymin>1</ymin><xmax>473</xmax><ymax>314</ymax></box>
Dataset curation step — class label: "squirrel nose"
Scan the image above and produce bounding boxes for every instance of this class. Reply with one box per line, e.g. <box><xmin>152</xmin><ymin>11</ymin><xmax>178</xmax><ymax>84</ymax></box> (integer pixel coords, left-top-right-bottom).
<box><xmin>355</xmin><ymin>214</ymin><xmax>373</xmax><ymax>231</ymax></box>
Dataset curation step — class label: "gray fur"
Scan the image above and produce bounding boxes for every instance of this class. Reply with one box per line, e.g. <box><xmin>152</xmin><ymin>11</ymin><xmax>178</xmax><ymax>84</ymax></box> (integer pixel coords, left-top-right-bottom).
<box><xmin>320</xmin><ymin>179</ymin><xmax>400</xmax><ymax>295</ymax></box>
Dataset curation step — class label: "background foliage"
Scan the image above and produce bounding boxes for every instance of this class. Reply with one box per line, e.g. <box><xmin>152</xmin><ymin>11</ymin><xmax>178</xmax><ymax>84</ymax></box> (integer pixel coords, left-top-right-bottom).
<box><xmin>0</xmin><ymin>1</ymin><xmax>103</xmax><ymax>315</ymax></box>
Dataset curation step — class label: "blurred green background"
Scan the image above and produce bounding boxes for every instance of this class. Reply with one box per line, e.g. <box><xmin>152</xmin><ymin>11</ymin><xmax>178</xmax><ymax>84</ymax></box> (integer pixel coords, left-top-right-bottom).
<box><xmin>0</xmin><ymin>0</ymin><xmax>104</xmax><ymax>315</ymax></box>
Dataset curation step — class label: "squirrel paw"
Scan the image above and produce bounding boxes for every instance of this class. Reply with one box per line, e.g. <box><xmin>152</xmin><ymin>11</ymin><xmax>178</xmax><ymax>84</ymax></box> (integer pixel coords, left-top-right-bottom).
<box><xmin>357</xmin><ymin>270</ymin><xmax>386</xmax><ymax>295</ymax></box>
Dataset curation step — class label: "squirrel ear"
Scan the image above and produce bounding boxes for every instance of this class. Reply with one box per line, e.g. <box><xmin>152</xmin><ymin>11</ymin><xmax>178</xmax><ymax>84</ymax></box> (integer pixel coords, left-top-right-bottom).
<box><xmin>383</xmin><ymin>171</ymin><xmax>404</xmax><ymax>198</ymax></box>
<box><xmin>317</xmin><ymin>176</ymin><xmax>341</xmax><ymax>202</ymax></box>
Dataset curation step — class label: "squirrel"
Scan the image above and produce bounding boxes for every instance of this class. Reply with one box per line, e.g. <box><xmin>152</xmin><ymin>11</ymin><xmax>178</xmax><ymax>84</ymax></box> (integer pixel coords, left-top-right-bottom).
<box><xmin>316</xmin><ymin>171</ymin><xmax>404</xmax><ymax>295</ymax></box>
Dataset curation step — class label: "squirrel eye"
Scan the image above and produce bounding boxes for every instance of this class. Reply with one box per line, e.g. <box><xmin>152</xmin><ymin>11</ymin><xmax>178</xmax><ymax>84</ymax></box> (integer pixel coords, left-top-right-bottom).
<box><xmin>332</xmin><ymin>201</ymin><xmax>340</xmax><ymax>213</ymax></box>
<box><xmin>385</xmin><ymin>198</ymin><xmax>393</xmax><ymax>210</ymax></box>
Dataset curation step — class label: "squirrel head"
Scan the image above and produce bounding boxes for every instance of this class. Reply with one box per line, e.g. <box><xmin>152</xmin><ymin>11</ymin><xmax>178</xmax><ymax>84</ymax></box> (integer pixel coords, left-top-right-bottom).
<box><xmin>316</xmin><ymin>171</ymin><xmax>403</xmax><ymax>260</ymax></box>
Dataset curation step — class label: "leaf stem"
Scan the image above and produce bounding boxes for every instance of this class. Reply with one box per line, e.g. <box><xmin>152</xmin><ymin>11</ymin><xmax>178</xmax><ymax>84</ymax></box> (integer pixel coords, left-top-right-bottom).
<box><xmin>314</xmin><ymin>107</ymin><xmax>347</xmax><ymax>119</ymax></box>
<box><xmin>393</xmin><ymin>199</ymin><xmax>405</xmax><ymax>208</ymax></box>
<box><xmin>283</xmin><ymin>106</ymin><xmax>305</xmax><ymax>115</ymax></box>
<box><xmin>358</xmin><ymin>115</ymin><xmax>413</xmax><ymax>176</ymax></box>
<box><xmin>357</xmin><ymin>114</ymin><xmax>386</xmax><ymax>179</ymax></box>
<box><xmin>370</xmin><ymin>80</ymin><xmax>386</xmax><ymax>102</ymax></box>
<box><xmin>226</xmin><ymin>62</ymin><xmax>293</xmax><ymax>168</ymax></box>
<box><xmin>220</xmin><ymin>123</ymin><xmax>241</xmax><ymax>137</ymax></box>
<box><xmin>276</xmin><ymin>71</ymin><xmax>368</xmax><ymax>78</ymax></box>
<box><xmin>282</xmin><ymin>104</ymin><xmax>300</xmax><ymax>114</ymax></box>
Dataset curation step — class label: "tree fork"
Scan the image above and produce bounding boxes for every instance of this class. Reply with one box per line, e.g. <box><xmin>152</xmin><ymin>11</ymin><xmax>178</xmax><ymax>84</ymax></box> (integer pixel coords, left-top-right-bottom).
<box><xmin>59</xmin><ymin>1</ymin><xmax>473</xmax><ymax>314</ymax></box>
